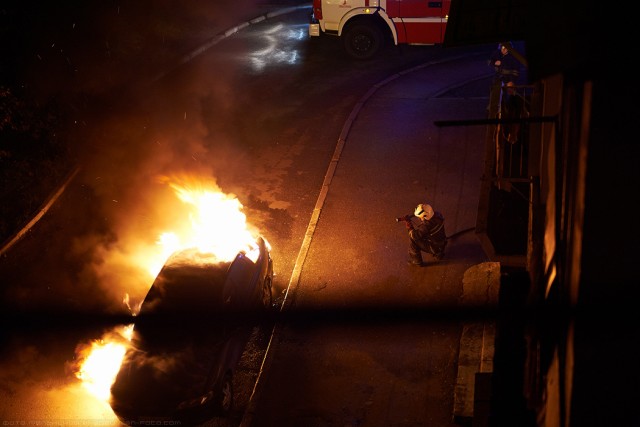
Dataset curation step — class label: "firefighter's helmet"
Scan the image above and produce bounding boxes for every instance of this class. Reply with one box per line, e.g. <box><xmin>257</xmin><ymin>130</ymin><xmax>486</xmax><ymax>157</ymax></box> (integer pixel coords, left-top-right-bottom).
<box><xmin>414</xmin><ymin>203</ymin><xmax>434</xmax><ymax>220</ymax></box>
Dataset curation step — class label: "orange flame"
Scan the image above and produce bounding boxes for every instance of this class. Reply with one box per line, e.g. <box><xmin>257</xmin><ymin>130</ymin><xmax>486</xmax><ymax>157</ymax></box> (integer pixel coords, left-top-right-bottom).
<box><xmin>74</xmin><ymin>325</ymin><xmax>133</xmax><ymax>401</ymax></box>
<box><xmin>156</xmin><ymin>175</ymin><xmax>259</xmax><ymax>265</ymax></box>
<box><xmin>74</xmin><ymin>176</ymin><xmax>265</xmax><ymax>404</ymax></box>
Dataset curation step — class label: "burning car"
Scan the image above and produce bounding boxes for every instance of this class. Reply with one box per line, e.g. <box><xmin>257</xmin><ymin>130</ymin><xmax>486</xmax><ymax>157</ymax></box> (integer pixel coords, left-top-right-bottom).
<box><xmin>109</xmin><ymin>236</ymin><xmax>274</xmax><ymax>424</ymax></box>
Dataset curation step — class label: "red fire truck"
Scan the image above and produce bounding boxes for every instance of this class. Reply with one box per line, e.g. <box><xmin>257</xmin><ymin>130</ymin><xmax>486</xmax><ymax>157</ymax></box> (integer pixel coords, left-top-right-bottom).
<box><xmin>309</xmin><ymin>0</ymin><xmax>450</xmax><ymax>59</ymax></box>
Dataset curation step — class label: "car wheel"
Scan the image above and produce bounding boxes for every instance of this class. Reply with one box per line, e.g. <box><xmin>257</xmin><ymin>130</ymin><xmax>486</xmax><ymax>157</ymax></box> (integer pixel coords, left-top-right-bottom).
<box><xmin>343</xmin><ymin>22</ymin><xmax>383</xmax><ymax>60</ymax></box>
<box><xmin>261</xmin><ymin>276</ymin><xmax>273</xmax><ymax>310</ymax></box>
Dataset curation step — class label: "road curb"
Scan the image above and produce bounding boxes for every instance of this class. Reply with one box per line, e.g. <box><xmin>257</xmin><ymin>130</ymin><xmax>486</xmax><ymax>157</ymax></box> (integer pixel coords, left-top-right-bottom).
<box><xmin>0</xmin><ymin>167</ymin><xmax>80</xmax><ymax>257</ymax></box>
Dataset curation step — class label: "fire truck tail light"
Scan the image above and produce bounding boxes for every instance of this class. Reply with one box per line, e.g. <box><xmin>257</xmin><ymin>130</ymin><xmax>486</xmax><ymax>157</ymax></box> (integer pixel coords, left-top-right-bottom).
<box><xmin>313</xmin><ymin>0</ymin><xmax>323</xmax><ymax>19</ymax></box>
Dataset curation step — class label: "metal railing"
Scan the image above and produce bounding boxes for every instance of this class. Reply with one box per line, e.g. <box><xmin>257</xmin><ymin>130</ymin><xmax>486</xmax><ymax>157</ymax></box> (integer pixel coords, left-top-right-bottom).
<box><xmin>492</xmin><ymin>83</ymin><xmax>533</xmax><ymax>187</ymax></box>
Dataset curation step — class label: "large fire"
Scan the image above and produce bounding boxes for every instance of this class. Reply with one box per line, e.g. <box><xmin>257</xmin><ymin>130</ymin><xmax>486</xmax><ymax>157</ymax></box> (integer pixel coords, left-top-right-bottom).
<box><xmin>72</xmin><ymin>175</ymin><xmax>263</xmax><ymax>404</ymax></box>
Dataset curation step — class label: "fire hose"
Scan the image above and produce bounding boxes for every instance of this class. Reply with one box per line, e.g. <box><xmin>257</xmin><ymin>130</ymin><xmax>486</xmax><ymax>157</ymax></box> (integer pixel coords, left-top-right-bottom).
<box><xmin>395</xmin><ymin>214</ymin><xmax>414</xmax><ymax>230</ymax></box>
<box><xmin>396</xmin><ymin>214</ymin><xmax>475</xmax><ymax>241</ymax></box>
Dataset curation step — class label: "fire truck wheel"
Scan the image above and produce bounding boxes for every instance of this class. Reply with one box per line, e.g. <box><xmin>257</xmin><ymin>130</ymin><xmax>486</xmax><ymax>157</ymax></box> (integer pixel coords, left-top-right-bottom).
<box><xmin>343</xmin><ymin>22</ymin><xmax>383</xmax><ymax>60</ymax></box>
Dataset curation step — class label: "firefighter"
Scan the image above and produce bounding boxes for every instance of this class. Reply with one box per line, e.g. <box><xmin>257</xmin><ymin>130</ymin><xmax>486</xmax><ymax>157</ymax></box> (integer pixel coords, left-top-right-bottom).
<box><xmin>405</xmin><ymin>203</ymin><xmax>447</xmax><ymax>266</ymax></box>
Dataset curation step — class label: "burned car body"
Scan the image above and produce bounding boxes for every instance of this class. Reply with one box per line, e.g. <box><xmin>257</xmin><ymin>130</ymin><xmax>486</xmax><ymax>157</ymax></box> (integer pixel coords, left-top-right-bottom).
<box><xmin>110</xmin><ymin>237</ymin><xmax>273</xmax><ymax>423</ymax></box>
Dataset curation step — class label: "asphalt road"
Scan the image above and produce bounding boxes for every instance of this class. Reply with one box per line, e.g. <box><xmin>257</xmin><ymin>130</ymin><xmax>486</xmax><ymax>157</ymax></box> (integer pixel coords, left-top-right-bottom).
<box><xmin>238</xmin><ymin>50</ymin><xmax>496</xmax><ymax>427</ymax></box>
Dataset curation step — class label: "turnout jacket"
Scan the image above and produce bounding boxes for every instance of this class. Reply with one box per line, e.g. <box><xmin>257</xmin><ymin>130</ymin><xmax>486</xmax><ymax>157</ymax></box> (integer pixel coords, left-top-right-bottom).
<box><xmin>409</xmin><ymin>212</ymin><xmax>447</xmax><ymax>251</ymax></box>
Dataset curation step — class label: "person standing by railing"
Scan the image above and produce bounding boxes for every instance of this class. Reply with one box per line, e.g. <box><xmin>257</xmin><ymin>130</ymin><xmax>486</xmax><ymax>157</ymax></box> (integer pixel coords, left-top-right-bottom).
<box><xmin>488</xmin><ymin>42</ymin><xmax>521</xmax><ymax>118</ymax></box>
